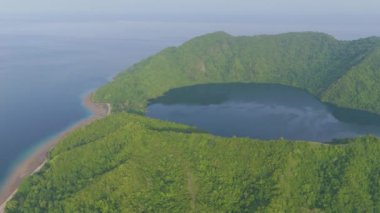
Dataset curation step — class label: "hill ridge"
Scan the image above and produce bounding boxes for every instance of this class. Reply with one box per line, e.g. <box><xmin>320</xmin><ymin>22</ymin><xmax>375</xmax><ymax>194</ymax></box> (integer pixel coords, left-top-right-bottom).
<box><xmin>94</xmin><ymin>32</ymin><xmax>380</xmax><ymax>115</ymax></box>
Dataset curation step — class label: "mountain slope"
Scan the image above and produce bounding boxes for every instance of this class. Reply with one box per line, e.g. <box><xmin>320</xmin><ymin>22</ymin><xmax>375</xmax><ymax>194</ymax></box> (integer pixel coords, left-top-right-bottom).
<box><xmin>93</xmin><ymin>32</ymin><xmax>380</xmax><ymax>114</ymax></box>
<box><xmin>6</xmin><ymin>114</ymin><xmax>380</xmax><ymax>212</ymax></box>
<box><xmin>321</xmin><ymin>46</ymin><xmax>380</xmax><ymax>113</ymax></box>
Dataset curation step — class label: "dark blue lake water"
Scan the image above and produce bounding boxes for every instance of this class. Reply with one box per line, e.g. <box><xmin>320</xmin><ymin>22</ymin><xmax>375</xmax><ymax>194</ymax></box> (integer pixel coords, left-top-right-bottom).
<box><xmin>147</xmin><ymin>84</ymin><xmax>380</xmax><ymax>142</ymax></box>
<box><xmin>1</xmin><ymin>13</ymin><xmax>380</xmax><ymax>191</ymax></box>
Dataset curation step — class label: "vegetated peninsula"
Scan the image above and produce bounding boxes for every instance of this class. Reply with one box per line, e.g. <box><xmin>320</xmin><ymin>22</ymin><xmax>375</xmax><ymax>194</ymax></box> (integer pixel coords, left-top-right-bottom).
<box><xmin>6</xmin><ymin>32</ymin><xmax>380</xmax><ymax>212</ymax></box>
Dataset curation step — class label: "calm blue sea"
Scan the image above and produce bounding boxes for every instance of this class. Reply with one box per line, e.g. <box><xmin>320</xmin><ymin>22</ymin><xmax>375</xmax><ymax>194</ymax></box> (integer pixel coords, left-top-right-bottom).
<box><xmin>1</xmin><ymin>13</ymin><xmax>379</xmax><ymax>190</ymax></box>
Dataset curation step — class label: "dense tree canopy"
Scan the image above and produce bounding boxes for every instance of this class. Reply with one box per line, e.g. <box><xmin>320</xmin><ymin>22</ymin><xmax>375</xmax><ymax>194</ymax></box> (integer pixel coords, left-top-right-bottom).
<box><xmin>7</xmin><ymin>114</ymin><xmax>380</xmax><ymax>212</ymax></box>
<box><xmin>93</xmin><ymin>32</ymin><xmax>380</xmax><ymax>114</ymax></box>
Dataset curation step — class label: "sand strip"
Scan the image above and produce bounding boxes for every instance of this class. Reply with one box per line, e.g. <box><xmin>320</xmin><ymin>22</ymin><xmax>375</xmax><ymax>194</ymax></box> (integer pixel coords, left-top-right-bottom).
<box><xmin>0</xmin><ymin>94</ymin><xmax>109</xmax><ymax>212</ymax></box>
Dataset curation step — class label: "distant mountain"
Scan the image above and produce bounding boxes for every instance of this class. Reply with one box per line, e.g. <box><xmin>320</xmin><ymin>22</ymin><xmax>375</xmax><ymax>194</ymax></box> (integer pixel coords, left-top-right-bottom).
<box><xmin>94</xmin><ymin>32</ymin><xmax>380</xmax><ymax>114</ymax></box>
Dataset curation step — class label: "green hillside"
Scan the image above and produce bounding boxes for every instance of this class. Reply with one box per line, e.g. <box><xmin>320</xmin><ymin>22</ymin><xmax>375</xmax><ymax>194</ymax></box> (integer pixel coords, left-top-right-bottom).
<box><xmin>7</xmin><ymin>32</ymin><xmax>380</xmax><ymax>212</ymax></box>
<box><xmin>321</xmin><ymin>46</ymin><xmax>380</xmax><ymax>113</ymax></box>
<box><xmin>6</xmin><ymin>114</ymin><xmax>380</xmax><ymax>212</ymax></box>
<box><xmin>93</xmin><ymin>32</ymin><xmax>380</xmax><ymax>114</ymax></box>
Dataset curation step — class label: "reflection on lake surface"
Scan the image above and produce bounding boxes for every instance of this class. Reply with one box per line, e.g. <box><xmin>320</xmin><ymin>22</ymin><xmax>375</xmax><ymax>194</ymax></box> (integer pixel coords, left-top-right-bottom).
<box><xmin>147</xmin><ymin>83</ymin><xmax>380</xmax><ymax>142</ymax></box>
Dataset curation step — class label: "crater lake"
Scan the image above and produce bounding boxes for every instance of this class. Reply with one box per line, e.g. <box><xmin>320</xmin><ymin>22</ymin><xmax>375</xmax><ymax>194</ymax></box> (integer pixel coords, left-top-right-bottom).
<box><xmin>147</xmin><ymin>83</ymin><xmax>380</xmax><ymax>142</ymax></box>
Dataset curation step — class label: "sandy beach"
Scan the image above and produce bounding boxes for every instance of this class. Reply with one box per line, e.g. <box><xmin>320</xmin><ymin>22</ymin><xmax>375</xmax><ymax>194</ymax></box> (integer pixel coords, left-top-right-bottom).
<box><xmin>0</xmin><ymin>94</ymin><xmax>110</xmax><ymax>212</ymax></box>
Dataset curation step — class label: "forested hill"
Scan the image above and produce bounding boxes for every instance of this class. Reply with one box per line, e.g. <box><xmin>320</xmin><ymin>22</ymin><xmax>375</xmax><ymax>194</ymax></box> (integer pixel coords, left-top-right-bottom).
<box><xmin>94</xmin><ymin>32</ymin><xmax>380</xmax><ymax>114</ymax></box>
<box><xmin>6</xmin><ymin>114</ymin><xmax>380</xmax><ymax>212</ymax></box>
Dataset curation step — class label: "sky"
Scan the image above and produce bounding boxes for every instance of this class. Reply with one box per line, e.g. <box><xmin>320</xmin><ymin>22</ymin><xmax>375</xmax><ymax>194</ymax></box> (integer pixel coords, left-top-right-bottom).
<box><xmin>1</xmin><ymin>0</ymin><xmax>379</xmax><ymax>16</ymax></box>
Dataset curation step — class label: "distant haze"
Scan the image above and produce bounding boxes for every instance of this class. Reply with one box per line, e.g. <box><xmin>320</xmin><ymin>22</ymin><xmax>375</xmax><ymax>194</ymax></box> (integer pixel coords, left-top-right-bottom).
<box><xmin>1</xmin><ymin>0</ymin><xmax>380</xmax><ymax>16</ymax></box>
<box><xmin>1</xmin><ymin>0</ymin><xmax>380</xmax><ymax>41</ymax></box>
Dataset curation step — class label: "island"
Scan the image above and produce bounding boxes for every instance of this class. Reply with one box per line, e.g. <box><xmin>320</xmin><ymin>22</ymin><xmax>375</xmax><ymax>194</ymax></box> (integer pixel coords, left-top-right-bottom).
<box><xmin>4</xmin><ymin>32</ymin><xmax>380</xmax><ymax>212</ymax></box>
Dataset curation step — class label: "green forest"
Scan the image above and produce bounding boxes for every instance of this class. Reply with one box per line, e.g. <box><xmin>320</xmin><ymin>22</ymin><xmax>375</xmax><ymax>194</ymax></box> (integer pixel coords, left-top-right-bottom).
<box><xmin>6</xmin><ymin>114</ymin><xmax>380</xmax><ymax>212</ymax></box>
<box><xmin>94</xmin><ymin>32</ymin><xmax>380</xmax><ymax>114</ymax></box>
<box><xmin>7</xmin><ymin>32</ymin><xmax>380</xmax><ymax>212</ymax></box>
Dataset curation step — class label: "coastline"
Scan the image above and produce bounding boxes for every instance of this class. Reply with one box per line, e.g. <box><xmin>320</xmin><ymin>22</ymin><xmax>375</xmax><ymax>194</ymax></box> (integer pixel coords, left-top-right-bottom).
<box><xmin>0</xmin><ymin>94</ymin><xmax>110</xmax><ymax>212</ymax></box>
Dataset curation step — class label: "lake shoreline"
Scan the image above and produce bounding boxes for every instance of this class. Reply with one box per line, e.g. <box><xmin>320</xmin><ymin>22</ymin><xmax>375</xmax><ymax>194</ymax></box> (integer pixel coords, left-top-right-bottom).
<box><xmin>0</xmin><ymin>94</ymin><xmax>110</xmax><ymax>212</ymax></box>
